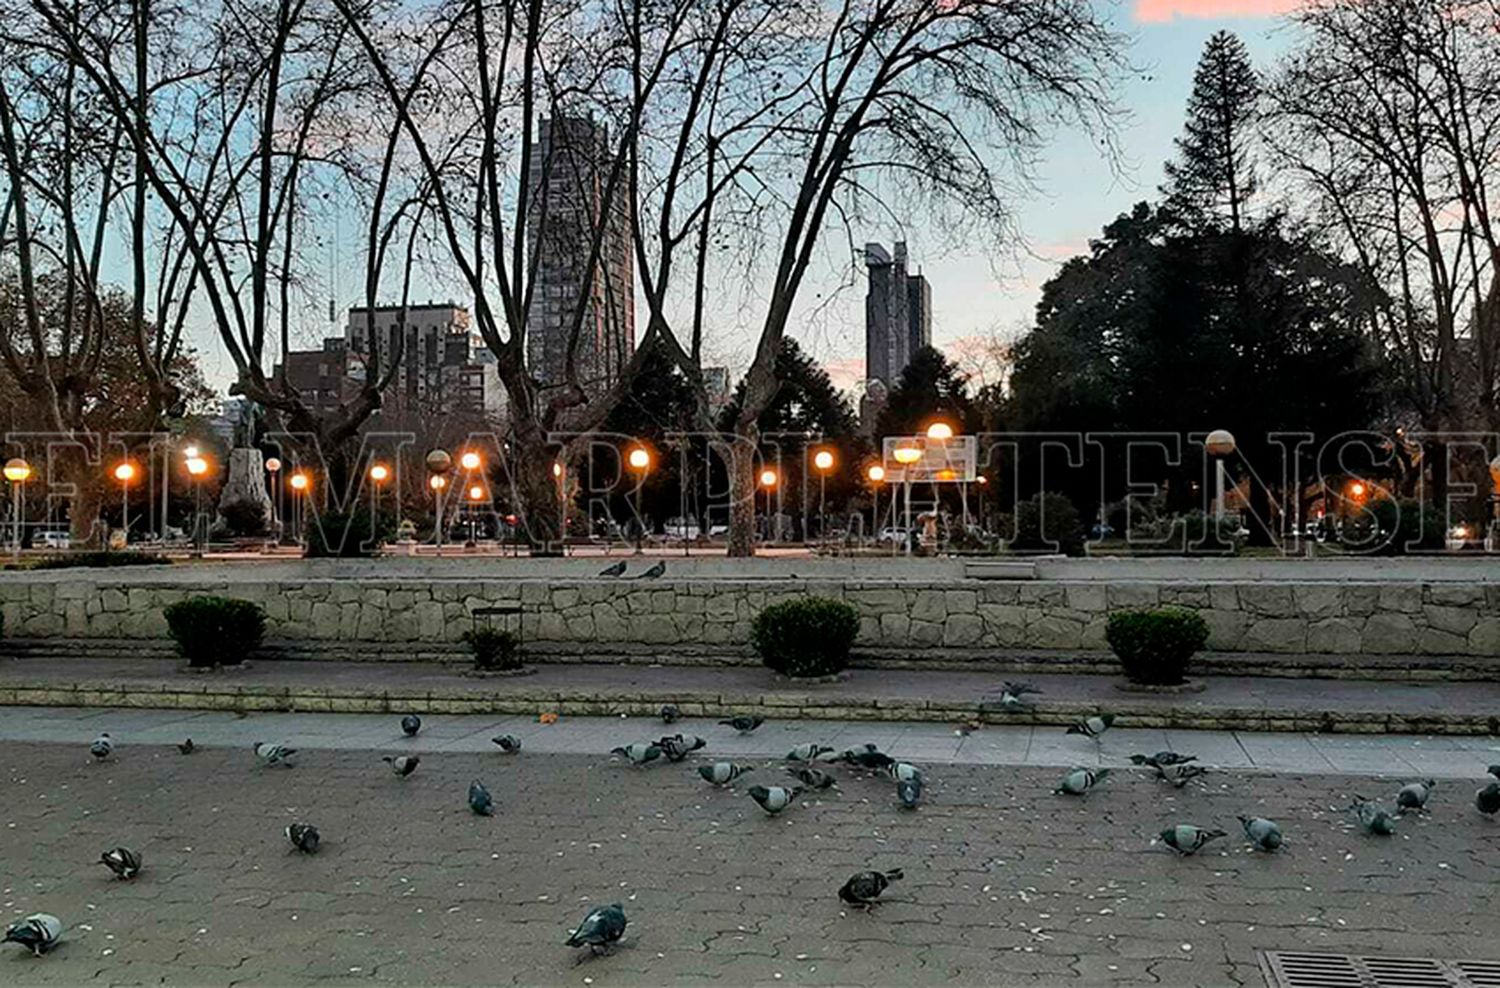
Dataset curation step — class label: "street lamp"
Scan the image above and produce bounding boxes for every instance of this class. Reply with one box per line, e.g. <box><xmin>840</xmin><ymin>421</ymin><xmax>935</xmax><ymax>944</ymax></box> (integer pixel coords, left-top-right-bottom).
<box><xmin>759</xmin><ymin>467</ymin><xmax>778</xmax><ymax>543</ymax></box>
<box><xmin>892</xmin><ymin>445</ymin><xmax>921</xmax><ymax>556</ymax></box>
<box><xmin>4</xmin><ymin>457</ymin><xmax>30</xmax><ymax>559</ymax></box>
<box><xmin>460</xmin><ymin>450</ymin><xmax>482</xmax><ymax>472</ymax></box>
<box><xmin>466</xmin><ymin>482</ymin><xmax>485</xmax><ymax>548</ymax></box>
<box><xmin>113</xmin><ymin>462</ymin><xmax>136</xmax><ymax>546</ymax></box>
<box><xmin>925</xmin><ymin>421</ymin><xmax>954</xmax><ymax>441</ymax></box>
<box><xmin>289</xmin><ymin>472</ymin><xmax>310</xmax><ymax>545</ymax></box>
<box><xmin>185</xmin><ymin>454</ymin><xmax>210</xmax><ymax>557</ymax></box>
<box><xmin>1205</xmin><ymin>429</ymin><xmax>1235</xmax><ymax>527</ymax></box>
<box><xmin>429</xmin><ymin>474</ymin><xmax>448</xmax><ymax>551</ymax></box>
<box><xmin>264</xmin><ymin>456</ymin><xmax>282</xmax><ymax>536</ymax></box>
<box><xmin>867</xmin><ymin>464</ymin><xmax>885</xmax><ymax>546</ymax></box>
<box><xmin>813</xmin><ymin>449</ymin><xmax>834</xmax><ymax>547</ymax></box>
<box><xmin>368</xmin><ymin>463</ymin><xmax>390</xmax><ymax>549</ymax></box>
<box><xmin>627</xmin><ymin>446</ymin><xmax>651</xmax><ymax>554</ymax></box>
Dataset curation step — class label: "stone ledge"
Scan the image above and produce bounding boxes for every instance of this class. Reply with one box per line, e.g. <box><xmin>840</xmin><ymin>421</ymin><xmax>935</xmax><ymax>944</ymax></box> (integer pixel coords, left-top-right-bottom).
<box><xmin>2</xmin><ymin>679</ymin><xmax>1496</xmax><ymax>735</ymax></box>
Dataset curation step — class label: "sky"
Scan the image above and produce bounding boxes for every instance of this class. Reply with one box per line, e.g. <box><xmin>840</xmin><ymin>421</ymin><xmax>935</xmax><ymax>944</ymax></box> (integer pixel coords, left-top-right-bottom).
<box><xmin>184</xmin><ymin>0</ymin><xmax>1304</xmax><ymax>401</ymax></box>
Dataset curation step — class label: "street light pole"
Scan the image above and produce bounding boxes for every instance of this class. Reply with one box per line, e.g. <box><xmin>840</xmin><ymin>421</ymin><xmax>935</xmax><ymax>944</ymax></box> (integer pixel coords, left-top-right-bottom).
<box><xmin>4</xmin><ymin>458</ymin><xmax>29</xmax><ymax>561</ymax></box>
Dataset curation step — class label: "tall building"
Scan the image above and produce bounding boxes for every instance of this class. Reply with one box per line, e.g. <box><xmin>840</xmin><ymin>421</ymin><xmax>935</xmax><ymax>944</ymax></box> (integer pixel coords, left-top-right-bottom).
<box><xmin>273</xmin><ymin>337</ymin><xmax>359</xmax><ymax>417</ymax></box>
<box><xmin>864</xmin><ymin>241</ymin><xmax>930</xmax><ymax>386</ymax></box>
<box><xmin>525</xmin><ymin>115</ymin><xmax>635</xmax><ymax>399</ymax></box>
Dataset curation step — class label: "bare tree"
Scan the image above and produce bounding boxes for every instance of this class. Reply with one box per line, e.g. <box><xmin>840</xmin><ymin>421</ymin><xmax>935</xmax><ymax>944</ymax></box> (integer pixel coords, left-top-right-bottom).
<box><xmin>1266</xmin><ymin>0</ymin><xmax>1500</xmax><ymax>505</ymax></box>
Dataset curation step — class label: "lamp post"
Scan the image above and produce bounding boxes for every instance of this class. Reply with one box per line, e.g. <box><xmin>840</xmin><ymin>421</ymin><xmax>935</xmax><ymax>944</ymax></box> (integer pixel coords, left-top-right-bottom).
<box><xmin>467</xmin><ymin>483</ymin><xmax>484</xmax><ymax>548</ymax></box>
<box><xmin>867</xmin><ymin>464</ymin><xmax>885</xmax><ymax>547</ymax></box>
<box><xmin>759</xmin><ymin>468</ymin><xmax>778</xmax><ymax>543</ymax></box>
<box><xmin>893</xmin><ymin>444</ymin><xmax>921</xmax><ymax>557</ymax></box>
<box><xmin>429</xmin><ymin>474</ymin><xmax>448</xmax><ymax>551</ymax></box>
<box><xmin>627</xmin><ymin>446</ymin><xmax>651</xmax><ymax>554</ymax></box>
<box><xmin>4</xmin><ymin>458</ymin><xmax>30</xmax><ymax>560</ymax></box>
<box><xmin>113</xmin><ymin>462</ymin><xmax>137</xmax><ymax>546</ymax></box>
<box><xmin>264</xmin><ymin>457</ymin><xmax>282</xmax><ymax>537</ymax></box>
<box><xmin>813</xmin><ymin>449</ymin><xmax>834</xmax><ymax>548</ymax></box>
<box><xmin>368</xmin><ymin>463</ymin><xmax>390</xmax><ymax>550</ymax></box>
<box><xmin>1205</xmin><ymin>429</ymin><xmax>1236</xmax><ymax>528</ymax></box>
<box><xmin>185</xmin><ymin>454</ymin><xmax>209</xmax><ymax>557</ymax></box>
<box><xmin>289</xmin><ymin>472</ymin><xmax>309</xmax><ymax>546</ymax></box>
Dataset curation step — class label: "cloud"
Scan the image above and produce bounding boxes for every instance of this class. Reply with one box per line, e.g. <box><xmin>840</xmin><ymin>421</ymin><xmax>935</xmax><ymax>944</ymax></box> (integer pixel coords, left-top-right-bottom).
<box><xmin>1134</xmin><ymin>0</ymin><xmax>1300</xmax><ymax>22</ymax></box>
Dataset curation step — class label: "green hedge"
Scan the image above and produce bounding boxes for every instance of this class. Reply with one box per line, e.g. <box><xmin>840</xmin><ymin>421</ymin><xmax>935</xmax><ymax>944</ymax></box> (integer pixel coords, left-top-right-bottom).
<box><xmin>1010</xmin><ymin>492</ymin><xmax>1085</xmax><ymax>557</ymax></box>
<box><xmin>751</xmin><ymin>597</ymin><xmax>859</xmax><ymax>678</ymax></box>
<box><xmin>163</xmin><ymin>596</ymin><xmax>266</xmax><ymax>668</ymax></box>
<box><xmin>12</xmin><ymin>552</ymin><xmax>171</xmax><ymax>571</ymax></box>
<box><xmin>1104</xmin><ymin>607</ymin><xmax>1209</xmax><ymax>685</ymax></box>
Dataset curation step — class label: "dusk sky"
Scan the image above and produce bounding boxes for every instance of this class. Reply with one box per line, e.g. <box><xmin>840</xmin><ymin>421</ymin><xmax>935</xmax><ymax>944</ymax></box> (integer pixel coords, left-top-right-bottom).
<box><xmin>192</xmin><ymin>0</ymin><xmax>1306</xmax><ymax>402</ymax></box>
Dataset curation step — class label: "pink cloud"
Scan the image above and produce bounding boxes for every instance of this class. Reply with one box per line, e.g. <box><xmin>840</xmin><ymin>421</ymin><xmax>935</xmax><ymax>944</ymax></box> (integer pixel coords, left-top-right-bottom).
<box><xmin>1134</xmin><ymin>0</ymin><xmax>1300</xmax><ymax>22</ymax></box>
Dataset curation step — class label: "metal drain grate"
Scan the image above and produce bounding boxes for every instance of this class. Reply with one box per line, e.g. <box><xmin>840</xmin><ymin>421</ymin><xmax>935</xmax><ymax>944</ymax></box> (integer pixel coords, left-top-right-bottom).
<box><xmin>1261</xmin><ymin>952</ymin><xmax>1500</xmax><ymax>988</ymax></box>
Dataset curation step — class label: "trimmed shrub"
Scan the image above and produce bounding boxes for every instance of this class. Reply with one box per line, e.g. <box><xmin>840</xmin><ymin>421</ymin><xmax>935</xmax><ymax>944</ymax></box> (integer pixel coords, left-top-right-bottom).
<box><xmin>1105</xmin><ymin>607</ymin><xmax>1209</xmax><ymax>686</ymax></box>
<box><xmin>304</xmin><ymin>510</ymin><xmax>385</xmax><ymax>558</ymax></box>
<box><xmin>163</xmin><ymin>595</ymin><xmax>265</xmax><ymax>668</ymax></box>
<box><xmin>751</xmin><ymin>597</ymin><xmax>859</xmax><ymax>678</ymax></box>
<box><xmin>1366</xmin><ymin>498</ymin><xmax>1446</xmax><ymax>555</ymax></box>
<box><xmin>463</xmin><ymin>627</ymin><xmax>522</xmax><ymax>671</ymax></box>
<box><xmin>23</xmin><ymin>552</ymin><xmax>171</xmax><ymax>570</ymax></box>
<box><xmin>1010</xmin><ymin>492</ymin><xmax>1085</xmax><ymax>556</ymax></box>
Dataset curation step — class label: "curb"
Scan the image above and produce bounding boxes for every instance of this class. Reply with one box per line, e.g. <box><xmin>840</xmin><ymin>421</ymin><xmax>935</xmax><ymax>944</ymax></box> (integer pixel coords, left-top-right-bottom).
<box><xmin>1</xmin><ymin>679</ymin><xmax>1495</xmax><ymax>736</ymax></box>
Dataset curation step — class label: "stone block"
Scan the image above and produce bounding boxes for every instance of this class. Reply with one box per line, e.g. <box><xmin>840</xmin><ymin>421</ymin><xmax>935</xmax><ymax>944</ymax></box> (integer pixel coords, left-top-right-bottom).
<box><xmin>1160</xmin><ymin>584</ymin><xmax>1210</xmax><ymax>608</ymax></box>
<box><xmin>944</xmin><ymin>589</ymin><xmax>978</xmax><ymax>615</ymax></box>
<box><xmin>910</xmin><ymin>590</ymin><xmax>947</xmax><ymax>623</ymax></box>
<box><xmin>1362</xmin><ymin>613</ymin><xmax>1418</xmax><ymax>654</ymax></box>
<box><xmin>1377</xmin><ymin>585</ymin><xmax>1422</xmax><ymax>614</ymax></box>
<box><xmin>1028</xmin><ymin>615</ymin><xmax>1083</xmax><ymax>649</ymax></box>
<box><xmin>943</xmin><ymin>614</ymin><xmax>984</xmax><ymax>647</ymax></box>
<box><xmin>1467</xmin><ymin>619</ymin><xmax>1500</xmax><ymax>655</ymax></box>
<box><xmin>1238</xmin><ymin>584</ymin><xmax>1296</xmax><ymax>618</ymax></box>
<box><xmin>1342</xmin><ymin>585</ymin><xmax>1380</xmax><ymax>616</ymax></box>
<box><xmin>1243</xmin><ymin>617</ymin><xmax>1305</xmax><ymax>652</ymax></box>
<box><xmin>1427</xmin><ymin>584</ymin><xmax>1482</xmax><ymax>607</ymax></box>
<box><xmin>1306</xmin><ymin>618</ymin><xmax>1361</xmax><ymax>654</ymax></box>
<box><xmin>1419</xmin><ymin>627</ymin><xmax>1467</xmax><ymax>654</ymax></box>
<box><xmin>908</xmin><ymin>619</ymin><xmax>943</xmax><ymax>646</ymax></box>
<box><xmin>1422</xmin><ymin>605</ymin><xmax>1477</xmax><ymax>636</ymax></box>
<box><xmin>1065</xmin><ymin>585</ymin><xmax>1108</xmax><ymax>612</ymax></box>
<box><xmin>1106</xmin><ymin>584</ymin><xmax>1159</xmax><ymax>610</ymax></box>
<box><xmin>1208</xmin><ymin>585</ymin><xmax>1239</xmax><ymax>611</ymax></box>
<box><xmin>1294</xmin><ymin>585</ymin><xmax>1342</xmax><ymax>619</ymax></box>
<box><xmin>879</xmin><ymin>612</ymin><xmax>911</xmax><ymax>643</ymax></box>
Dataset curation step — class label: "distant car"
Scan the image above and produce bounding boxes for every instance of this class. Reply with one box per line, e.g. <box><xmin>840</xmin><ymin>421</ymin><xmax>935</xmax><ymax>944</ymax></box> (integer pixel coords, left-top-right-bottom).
<box><xmin>1089</xmin><ymin>523</ymin><xmax>1115</xmax><ymax>539</ymax></box>
<box><xmin>39</xmin><ymin>530</ymin><xmax>71</xmax><ymax>550</ymax></box>
<box><xmin>877</xmin><ymin>527</ymin><xmax>912</xmax><ymax>544</ymax></box>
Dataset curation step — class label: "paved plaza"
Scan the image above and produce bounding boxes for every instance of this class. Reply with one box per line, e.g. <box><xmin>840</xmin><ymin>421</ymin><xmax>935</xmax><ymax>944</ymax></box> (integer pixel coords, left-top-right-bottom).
<box><xmin>3</xmin><ymin>710</ymin><xmax>1499</xmax><ymax>985</ymax></box>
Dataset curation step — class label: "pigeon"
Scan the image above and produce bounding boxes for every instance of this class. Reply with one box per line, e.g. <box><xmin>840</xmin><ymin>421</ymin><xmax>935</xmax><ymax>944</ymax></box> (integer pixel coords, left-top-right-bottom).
<box><xmin>838</xmin><ymin>744</ymin><xmax>895</xmax><ymax>770</ymax></box>
<box><xmin>1157</xmin><ymin>763</ymin><xmax>1208</xmax><ymax>789</ymax></box>
<box><xmin>1066</xmin><ymin>714</ymin><xmax>1115</xmax><ymax>740</ymax></box>
<box><xmin>254</xmin><ymin>741</ymin><xmax>296</xmax><ymax>767</ymax></box>
<box><xmin>401</xmin><ymin>715</ymin><xmax>422</xmax><ymax>736</ymax></box>
<box><xmin>1130</xmin><ymin>751</ymin><xmax>1197</xmax><ymax>769</ymax></box>
<box><xmin>838</xmin><ymin>869</ymin><xmax>903</xmax><ymax>907</ymax></box>
<box><xmin>1396</xmin><ymin>779</ymin><xmax>1435</xmax><ymax>813</ymax></box>
<box><xmin>719</xmin><ymin>715</ymin><xmax>763</xmax><ymax>734</ymax></box>
<box><xmin>1238</xmin><ymin>816</ymin><xmax>1283</xmax><ymax>852</ymax></box>
<box><xmin>787</xmin><ymin>766</ymin><xmax>837</xmax><ymax>790</ymax></box>
<box><xmin>1159</xmin><ymin>824</ymin><xmax>1227</xmax><ymax>856</ymax></box>
<box><xmin>698</xmin><ymin>761</ymin><xmax>752</xmax><ymax>786</ymax></box>
<box><xmin>659</xmin><ymin>704</ymin><xmax>681</xmax><ymax>724</ymax></box>
<box><xmin>1490</xmin><ymin>765</ymin><xmax>1500</xmax><ymax>780</ymax></box>
<box><xmin>993</xmin><ymin>681</ymin><xmax>1041</xmax><ymax>711</ymax></box>
<box><xmin>1349</xmin><ymin>796</ymin><xmax>1397</xmax><ymax>836</ymax></box>
<box><xmin>99</xmin><ymin>847</ymin><xmax>142</xmax><ymax>880</ymax></box>
<box><xmin>656</xmin><ymin>734</ymin><xmax>706</xmax><ymax>763</ymax></box>
<box><xmin>612</xmin><ymin>743</ymin><xmax>662</xmax><ymax>766</ymax></box>
<box><xmin>383</xmin><ymin>755</ymin><xmax>420</xmax><ymax>777</ymax></box>
<box><xmin>3</xmin><ymin>914</ymin><xmax>62</xmax><ymax>956</ymax></box>
<box><xmin>176</xmin><ymin>739</ymin><xmax>195</xmax><ymax>755</ymax></box>
<box><xmin>637</xmin><ymin>561</ymin><xmax>666</xmax><ymax>579</ymax></box>
<box><xmin>1475</xmin><ymin>782</ymin><xmax>1500</xmax><ymax>816</ymax></box>
<box><xmin>492</xmin><ymin>735</ymin><xmax>522</xmax><ymax>754</ymax></box>
<box><xmin>90</xmin><ymin>733</ymin><xmax>113</xmax><ymax>760</ymax></box>
<box><xmin>786</xmin><ymin>743</ymin><xmax>835</xmax><ymax>763</ymax></box>
<box><xmin>896</xmin><ymin>776</ymin><xmax>922</xmax><ymax>809</ymax></box>
<box><xmin>468</xmin><ymin>780</ymin><xmax>494</xmax><ymax>816</ymax></box>
<box><xmin>748</xmin><ymin>785</ymin><xmax>801</xmax><ymax>815</ymax></box>
<box><xmin>285</xmin><ymin>823</ymin><xmax>321</xmax><ymax>853</ymax></box>
<box><xmin>888</xmin><ymin>762</ymin><xmax>922</xmax><ymax>783</ymax></box>
<box><xmin>599</xmin><ymin>560</ymin><xmax>628</xmax><ymax>578</ymax></box>
<box><xmin>1054</xmin><ymin>767</ymin><xmax>1109</xmax><ymax>795</ymax></box>
<box><xmin>565</xmin><ymin>903</ymin><xmax>626</xmax><ymax>953</ymax></box>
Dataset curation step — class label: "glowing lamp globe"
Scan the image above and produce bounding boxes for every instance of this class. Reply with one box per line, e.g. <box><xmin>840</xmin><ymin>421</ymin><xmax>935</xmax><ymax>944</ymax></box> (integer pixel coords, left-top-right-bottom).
<box><xmin>813</xmin><ymin>450</ymin><xmax>834</xmax><ymax>472</ymax></box>
<box><xmin>925</xmin><ymin>422</ymin><xmax>954</xmax><ymax>441</ymax></box>
<box><xmin>426</xmin><ymin>449</ymin><xmax>452</xmax><ymax>474</ymax></box>
<box><xmin>1205</xmin><ymin>429</ymin><xmax>1236</xmax><ymax>457</ymax></box>
<box><xmin>867</xmin><ymin>464</ymin><xmax>885</xmax><ymax>483</ymax></box>
<box><xmin>3</xmin><ymin>458</ymin><xmax>30</xmax><ymax>483</ymax></box>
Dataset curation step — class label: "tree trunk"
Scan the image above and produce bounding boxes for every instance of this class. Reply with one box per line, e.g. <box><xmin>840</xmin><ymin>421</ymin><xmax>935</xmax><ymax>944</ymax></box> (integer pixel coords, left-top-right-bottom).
<box><xmin>513</xmin><ymin>432</ymin><xmax>563</xmax><ymax>556</ymax></box>
<box><xmin>63</xmin><ymin>454</ymin><xmax>105</xmax><ymax>548</ymax></box>
<box><xmin>726</xmin><ymin>433</ymin><xmax>757</xmax><ymax>558</ymax></box>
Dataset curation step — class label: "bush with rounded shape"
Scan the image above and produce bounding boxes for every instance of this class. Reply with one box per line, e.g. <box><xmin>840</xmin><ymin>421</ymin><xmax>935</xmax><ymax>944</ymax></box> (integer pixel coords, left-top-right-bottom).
<box><xmin>1105</xmin><ymin>607</ymin><xmax>1209</xmax><ymax>685</ymax></box>
<box><xmin>1010</xmin><ymin>492</ymin><xmax>1085</xmax><ymax>556</ymax></box>
<box><xmin>163</xmin><ymin>595</ymin><xmax>266</xmax><ymax>668</ymax></box>
<box><xmin>751</xmin><ymin>597</ymin><xmax>859</xmax><ymax>678</ymax></box>
<box><xmin>463</xmin><ymin>627</ymin><xmax>522</xmax><ymax>671</ymax></box>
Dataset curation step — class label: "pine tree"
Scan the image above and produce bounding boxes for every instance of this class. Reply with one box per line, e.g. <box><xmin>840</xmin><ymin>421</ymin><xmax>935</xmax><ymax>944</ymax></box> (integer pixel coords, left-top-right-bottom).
<box><xmin>874</xmin><ymin>346</ymin><xmax>975</xmax><ymax>439</ymax></box>
<box><xmin>1162</xmin><ymin>30</ymin><xmax>1260</xmax><ymax>234</ymax></box>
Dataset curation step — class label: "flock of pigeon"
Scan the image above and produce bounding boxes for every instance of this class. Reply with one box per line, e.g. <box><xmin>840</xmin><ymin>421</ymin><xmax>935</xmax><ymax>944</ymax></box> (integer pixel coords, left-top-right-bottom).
<box><xmin>6</xmin><ymin>681</ymin><xmax>1499</xmax><ymax>961</ymax></box>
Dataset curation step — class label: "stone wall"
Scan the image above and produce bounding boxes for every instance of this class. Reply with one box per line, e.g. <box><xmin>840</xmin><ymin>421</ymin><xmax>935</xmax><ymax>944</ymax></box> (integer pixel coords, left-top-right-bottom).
<box><xmin>3</xmin><ymin>575</ymin><xmax>1499</xmax><ymax>658</ymax></box>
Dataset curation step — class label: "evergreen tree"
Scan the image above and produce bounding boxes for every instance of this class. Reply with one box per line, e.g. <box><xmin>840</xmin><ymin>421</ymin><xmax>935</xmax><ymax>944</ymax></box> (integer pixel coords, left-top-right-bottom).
<box><xmin>719</xmin><ymin>337</ymin><xmax>857</xmax><ymax>437</ymax></box>
<box><xmin>874</xmin><ymin>346</ymin><xmax>976</xmax><ymax>438</ymax></box>
<box><xmin>1162</xmin><ymin>30</ymin><xmax>1260</xmax><ymax>234</ymax></box>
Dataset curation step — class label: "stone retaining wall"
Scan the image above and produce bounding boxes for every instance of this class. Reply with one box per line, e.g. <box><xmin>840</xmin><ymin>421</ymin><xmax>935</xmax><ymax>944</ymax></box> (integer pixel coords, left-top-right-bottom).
<box><xmin>4</xmin><ymin>576</ymin><xmax>1500</xmax><ymax>658</ymax></box>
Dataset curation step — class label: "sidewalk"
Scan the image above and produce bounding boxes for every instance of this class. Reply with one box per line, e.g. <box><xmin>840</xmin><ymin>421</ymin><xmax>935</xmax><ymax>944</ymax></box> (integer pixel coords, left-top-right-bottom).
<box><xmin>2</xmin><ymin>656</ymin><xmax>1497</xmax><ymax>734</ymax></box>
